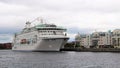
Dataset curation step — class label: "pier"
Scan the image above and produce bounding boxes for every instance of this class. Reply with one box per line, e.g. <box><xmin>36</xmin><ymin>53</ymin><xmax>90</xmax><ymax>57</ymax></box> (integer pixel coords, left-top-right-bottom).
<box><xmin>61</xmin><ymin>48</ymin><xmax>120</xmax><ymax>52</ymax></box>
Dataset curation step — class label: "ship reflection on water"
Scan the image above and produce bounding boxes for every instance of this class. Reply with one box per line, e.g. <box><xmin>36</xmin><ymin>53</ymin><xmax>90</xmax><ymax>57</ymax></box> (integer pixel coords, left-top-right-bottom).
<box><xmin>0</xmin><ymin>50</ymin><xmax>120</xmax><ymax>68</ymax></box>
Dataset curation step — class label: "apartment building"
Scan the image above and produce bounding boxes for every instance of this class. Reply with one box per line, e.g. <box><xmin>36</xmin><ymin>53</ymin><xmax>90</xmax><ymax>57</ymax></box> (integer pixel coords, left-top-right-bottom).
<box><xmin>75</xmin><ymin>34</ymin><xmax>92</xmax><ymax>48</ymax></box>
<box><xmin>75</xmin><ymin>30</ymin><xmax>117</xmax><ymax>48</ymax></box>
<box><xmin>112</xmin><ymin>29</ymin><xmax>120</xmax><ymax>48</ymax></box>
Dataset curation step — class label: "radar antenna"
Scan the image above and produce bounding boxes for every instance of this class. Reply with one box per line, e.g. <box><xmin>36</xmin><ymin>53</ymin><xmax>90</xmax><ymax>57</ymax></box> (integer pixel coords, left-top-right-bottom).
<box><xmin>25</xmin><ymin>21</ymin><xmax>31</xmax><ymax>28</ymax></box>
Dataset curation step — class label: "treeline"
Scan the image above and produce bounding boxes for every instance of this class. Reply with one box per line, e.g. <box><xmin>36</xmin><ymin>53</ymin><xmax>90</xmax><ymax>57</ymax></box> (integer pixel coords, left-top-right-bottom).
<box><xmin>64</xmin><ymin>41</ymin><xmax>85</xmax><ymax>48</ymax></box>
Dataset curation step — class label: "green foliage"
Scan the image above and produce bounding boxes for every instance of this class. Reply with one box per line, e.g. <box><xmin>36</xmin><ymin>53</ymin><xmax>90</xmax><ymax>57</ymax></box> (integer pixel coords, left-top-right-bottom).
<box><xmin>64</xmin><ymin>42</ymin><xmax>75</xmax><ymax>48</ymax></box>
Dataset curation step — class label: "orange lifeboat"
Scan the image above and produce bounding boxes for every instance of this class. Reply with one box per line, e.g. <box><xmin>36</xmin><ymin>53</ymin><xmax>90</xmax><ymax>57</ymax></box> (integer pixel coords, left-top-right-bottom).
<box><xmin>21</xmin><ymin>39</ymin><xmax>27</xmax><ymax>44</ymax></box>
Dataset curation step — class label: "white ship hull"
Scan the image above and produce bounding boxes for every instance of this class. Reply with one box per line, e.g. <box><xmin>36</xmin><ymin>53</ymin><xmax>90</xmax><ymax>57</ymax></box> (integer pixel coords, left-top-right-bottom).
<box><xmin>12</xmin><ymin>19</ymin><xmax>69</xmax><ymax>51</ymax></box>
<box><xmin>12</xmin><ymin>38</ymin><xmax>68</xmax><ymax>51</ymax></box>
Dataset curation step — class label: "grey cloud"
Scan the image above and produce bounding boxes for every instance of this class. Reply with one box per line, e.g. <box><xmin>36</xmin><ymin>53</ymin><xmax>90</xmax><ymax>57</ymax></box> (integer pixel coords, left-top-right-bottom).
<box><xmin>0</xmin><ymin>0</ymin><xmax>120</xmax><ymax>36</ymax></box>
<box><xmin>1</xmin><ymin>0</ymin><xmax>120</xmax><ymax>13</ymax></box>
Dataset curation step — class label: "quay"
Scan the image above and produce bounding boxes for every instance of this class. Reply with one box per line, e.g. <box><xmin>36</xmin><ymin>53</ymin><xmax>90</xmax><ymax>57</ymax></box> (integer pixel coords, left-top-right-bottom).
<box><xmin>1</xmin><ymin>42</ymin><xmax>120</xmax><ymax>52</ymax></box>
<box><xmin>61</xmin><ymin>48</ymin><xmax>120</xmax><ymax>52</ymax></box>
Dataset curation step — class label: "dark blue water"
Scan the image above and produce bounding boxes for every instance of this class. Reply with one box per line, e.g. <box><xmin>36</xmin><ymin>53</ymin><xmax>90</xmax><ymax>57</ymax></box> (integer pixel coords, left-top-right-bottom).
<box><xmin>0</xmin><ymin>50</ymin><xmax>120</xmax><ymax>68</ymax></box>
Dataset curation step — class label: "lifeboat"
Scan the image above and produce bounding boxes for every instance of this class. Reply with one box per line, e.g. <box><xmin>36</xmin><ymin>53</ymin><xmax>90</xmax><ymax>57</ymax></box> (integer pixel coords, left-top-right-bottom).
<box><xmin>21</xmin><ymin>39</ymin><xmax>27</xmax><ymax>44</ymax></box>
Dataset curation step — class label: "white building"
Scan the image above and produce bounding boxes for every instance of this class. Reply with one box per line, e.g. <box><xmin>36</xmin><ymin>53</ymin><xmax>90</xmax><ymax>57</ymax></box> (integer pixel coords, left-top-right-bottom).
<box><xmin>75</xmin><ymin>33</ymin><xmax>92</xmax><ymax>48</ymax></box>
<box><xmin>112</xmin><ymin>29</ymin><xmax>120</xmax><ymax>48</ymax></box>
<box><xmin>75</xmin><ymin>30</ymin><xmax>115</xmax><ymax>48</ymax></box>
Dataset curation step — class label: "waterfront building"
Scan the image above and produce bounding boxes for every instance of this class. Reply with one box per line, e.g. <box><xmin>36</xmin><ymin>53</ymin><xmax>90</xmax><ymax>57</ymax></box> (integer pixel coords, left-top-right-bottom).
<box><xmin>112</xmin><ymin>29</ymin><xmax>120</xmax><ymax>48</ymax></box>
<box><xmin>75</xmin><ymin>33</ymin><xmax>92</xmax><ymax>48</ymax></box>
<box><xmin>0</xmin><ymin>43</ymin><xmax>12</xmax><ymax>49</ymax></box>
<box><xmin>75</xmin><ymin>33</ymin><xmax>81</xmax><ymax>45</ymax></box>
<box><xmin>75</xmin><ymin>30</ymin><xmax>116</xmax><ymax>48</ymax></box>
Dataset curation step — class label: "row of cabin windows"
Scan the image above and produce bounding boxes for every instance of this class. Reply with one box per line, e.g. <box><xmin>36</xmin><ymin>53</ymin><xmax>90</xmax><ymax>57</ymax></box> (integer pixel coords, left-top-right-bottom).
<box><xmin>39</xmin><ymin>31</ymin><xmax>63</xmax><ymax>33</ymax></box>
<box><xmin>15</xmin><ymin>37</ymin><xmax>58</xmax><ymax>45</ymax></box>
<box><xmin>15</xmin><ymin>35</ymin><xmax>58</xmax><ymax>45</ymax></box>
<box><xmin>39</xmin><ymin>31</ymin><xmax>64</xmax><ymax>35</ymax></box>
<box><xmin>15</xmin><ymin>38</ymin><xmax>37</xmax><ymax>45</ymax></box>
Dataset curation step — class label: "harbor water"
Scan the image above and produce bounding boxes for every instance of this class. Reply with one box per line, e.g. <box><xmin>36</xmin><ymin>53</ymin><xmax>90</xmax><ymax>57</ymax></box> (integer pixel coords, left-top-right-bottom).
<box><xmin>0</xmin><ymin>50</ymin><xmax>120</xmax><ymax>68</ymax></box>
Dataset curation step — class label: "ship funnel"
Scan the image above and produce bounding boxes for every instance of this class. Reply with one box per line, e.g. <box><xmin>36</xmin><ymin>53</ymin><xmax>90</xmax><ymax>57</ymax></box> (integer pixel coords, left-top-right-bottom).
<box><xmin>25</xmin><ymin>21</ymin><xmax>31</xmax><ymax>28</ymax></box>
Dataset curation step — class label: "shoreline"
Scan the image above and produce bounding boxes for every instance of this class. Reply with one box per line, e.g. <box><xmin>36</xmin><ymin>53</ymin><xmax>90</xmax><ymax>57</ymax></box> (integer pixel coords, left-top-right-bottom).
<box><xmin>61</xmin><ymin>48</ymin><xmax>120</xmax><ymax>52</ymax></box>
<box><xmin>1</xmin><ymin>47</ymin><xmax>120</xmax><ymax>52</ymax></box>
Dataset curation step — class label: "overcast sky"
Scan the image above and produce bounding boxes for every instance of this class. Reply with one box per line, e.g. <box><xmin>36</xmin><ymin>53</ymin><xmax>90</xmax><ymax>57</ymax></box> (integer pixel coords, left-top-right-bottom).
<box><xmin>0</xmin><ymin>0</ymin><xmax>120</xmax><ymax>42</ymax></box>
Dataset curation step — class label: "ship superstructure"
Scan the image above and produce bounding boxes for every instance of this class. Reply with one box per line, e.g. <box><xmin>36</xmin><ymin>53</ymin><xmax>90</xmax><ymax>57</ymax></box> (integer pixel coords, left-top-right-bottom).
<box><xmin>12</xmin><ymin>18</ymin><xmax>69</xmax><ymax>51</ymax></box>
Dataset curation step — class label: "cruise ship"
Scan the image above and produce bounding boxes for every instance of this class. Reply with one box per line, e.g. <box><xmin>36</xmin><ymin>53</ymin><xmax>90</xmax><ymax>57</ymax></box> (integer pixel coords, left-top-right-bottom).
<box><xmin>12</xmin><ymin>18</ymin><xmax>69</xmax><ymax>51</ymax></box>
